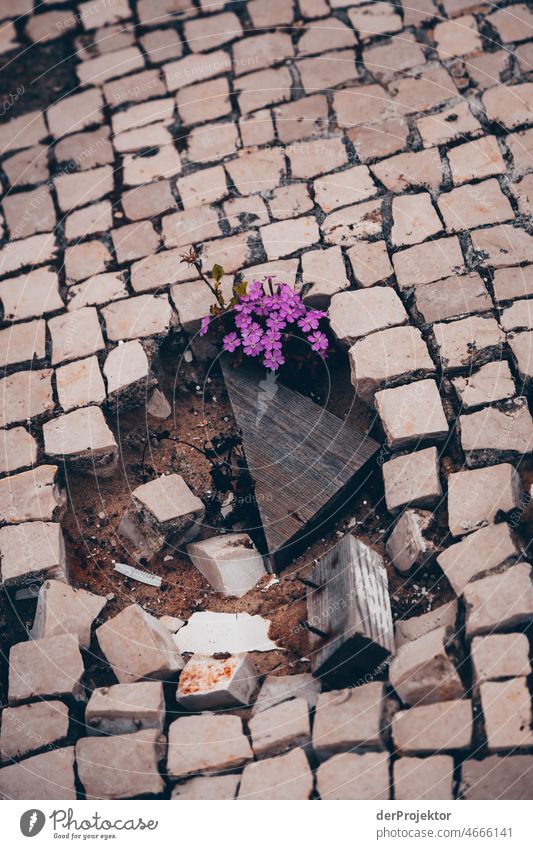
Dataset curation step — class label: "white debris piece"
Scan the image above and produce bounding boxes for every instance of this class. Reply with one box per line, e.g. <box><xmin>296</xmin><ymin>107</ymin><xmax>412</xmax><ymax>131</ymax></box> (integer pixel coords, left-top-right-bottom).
<box><xmin>186</xmin><ymin>532</ymin><xmax>267</xmax><ymax>597</ymax></box>
<box><xmin>175</xmin><ymin>611</ymin><xmax>279</xmax><ymax>654</ymax></box>
<box><xmin>176</xmin><ymin>654</ymin><xmax>258</xmax><ymax>710</ymax></box>
<box><xmin>113</xmin><ymin>562</ymin><xmax>162</xmax><ymax>587</ymax></box>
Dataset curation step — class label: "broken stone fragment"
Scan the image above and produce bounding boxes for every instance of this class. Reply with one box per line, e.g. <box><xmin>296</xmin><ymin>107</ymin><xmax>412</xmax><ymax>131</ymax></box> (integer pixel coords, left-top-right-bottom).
<box><xmin>0</xmin><ymin>521</ymin><xmax>67</xmax><ymax>588</ymax></box>
<box><xmin>77</xmin><ymin>728</ymin><xmax>166</xmax><ymax>799</ymax></box>
<box><xmin>249</xmin><ymin>697</ymin><xmax>311</xmax><ymax>759</ymax></box>
<box><xmin>451</xmin><ymin>360</ymin><xmax>516</xmax><ymax>411</ymax></box>
<box><xmin>375</xmin><ymin>379</ymin><xmax>449</xmax><ymax>449</ymax></box>
<box><xmin>328</xmin><ymin>287</ymin><xmax>408</xmax><ymax>347</ymax></box>
<box><xmin>481</xmin><ymin>677</ymin><xmax>533</xmax><ymax>752</ymax></box>
<box><xmin>508</xmin><ymin>330</ymin><xmax>533</xmax><ymax>386</ymax></box>
<box><xmin>382</xmin><ymin>446</ymin><xmax>442</xmax><ymax>512</ymax></box>
<box><xmin>0</xmin><ymin>465</ymin><xmax>65</xmax><ymax>524</ymax></box>
<box><xmin>388</xmin><ymin>626</ymin><xmax>464</xmax><ymax>707</ymax></box>
<box><xmin>393</xmin><ymin>700</ymin><xmax>472</xmax><ymax>754</ymax></box>
<box><xmin>176</xmin><ymin>653</ymin><xmax>258</xmax><ymax>710</ymax></box>
<box><xmin>146</xmin><ymin>387</ymin><xmax>172</xmax><ymax>419</ymax></box>
<box><xmin>386</xmin><ymin>508</ymin><xmax>435</xmax><ymax>574</ymax></box>
<box><xmin>432</xmin><ymin>315</ymin><xmax>505</xmax><ymax>372</ymax></box>
<box><xmin>0</xmin><ymin>747</ymin><xmax>77</xmax><ymax>800</ymax></box>
<box><xmin>459</xmin><ymin>397</ymin><xmax>533</xmax><ymax>467</ymax></box>
<box><xmin>460</xmin><ymin>755</ymin><xmax>533</xmax><ymax>800</ymax></box>
<box><xmin>31</xmin><ymin>579</ymin><xmax>107</xmax><ymax>649</ymax></box>
<box><xmin>395</xmin><ymin>601</ymin><xmax>458</xmax><ymax>648</ymax></box>
<box><xmin>463</xmin><ymin>563</ymin><xmax>533</xmax><ymax>638</ymax></box>
<box><xmin>471</xmin><ymin>633</ymin><xmax>531</xmax><ymax>685</ymax></box>
<box><xmin>437</xmin><ymin>523</ymin><xmax>520</xmax><ymax>595</ymax></box>
<box><xmin>186</xmin><ymin>532</ymin><xmax>267</xmax><ymax>597</ymax></box>
<box><xmin>167</xmin><ymin>714</ymin><xmax>253</xmax><ymax>779</ymax></box>
<box><xmin>447</xmin><ymin>462</ymin><xmax>522</xmax><ymax>537</ymax></box>
<box><xmin>0</xmin><ymin>701</ymin><xmax>70</xmax><ymax>762</ymax></box>
<box><xmin>85</xmin><ymin>681</ymin><xmax>165</xmax><ymax>735</ymax></box>
<box><xmin>171</xmin><ymin>774</ymin><xmax>240</xmax><ymax>800</ymax></box>
<box><xmin>96</xmin><ymin>603</ymin><xmax>184</xmax><ymax>684</ymax></box>
<box><xmin>103</xmin><ymin>340</ymin><xmax>155</xmax><ymax>409</ymax></box>
<box><xmin>316</xmin><ymin>751</ymin><xmax>390</xmax><ymax>800</ymax></box>
<box><xmin>159</xmin><ymin>615</ymin><xmax>185</xmax><ymax>633</ymax></box>
<box><xmin>175</xmin><ymin>610</ymin><xmax>278</xmax><ymax>654</ymax></box>
<box><xmin>119</xmin><ymin>473</ymin><xmax>205</xmax><ymax>560</ymax></box>
<box><xmin>8</xmin><ymin>634</ymin><xmax>85</xmax><ymax>706</ymax></box>
<box><xmin>237</xmin><ymin>747</ymin><xmax>313</xmax><ymax>800</ymax></box>
<box><xmin>312</xmin><ymin>682</ymin><xmax>385</xmax><ymax>762</ymax></box>
<box><xmin>43</xmin><ymin>406</ymin><xmax>118</xmax><ymax>478</ymax></box>
<box><xmin>394</xmin><ymin>755</ymin><xmax>454</xmax><ymax>801</ymax></box>
<box><xmin>252</xmin><ymin>672</ymin><xmax>321</xmax><ymax>715</ymax></box>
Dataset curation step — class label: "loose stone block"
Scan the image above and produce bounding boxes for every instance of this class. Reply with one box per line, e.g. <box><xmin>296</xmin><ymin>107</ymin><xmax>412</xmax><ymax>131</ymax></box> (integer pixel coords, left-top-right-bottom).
<box><xmin>77</xmin><ymin>729</ymin><xmax>165</xmax><ymax>799</ymax></box>
<box><xmin>312</xmin><ymin>683</ymin><xmax>385</xmax><ymax>761</ymax></box>
<box><xmin>329</xmin><ymin>288</ymin><xmax>408</xmax><ymax>348</ymax></box>
<box><xmin>0</xmin><ymin>522</ymin><xmax>66</xmax><ymax>588</ymax></box>
<box><xmin>104</xmin><ymin>340</ymin><xmax>152</xmax><ymax>409</ymax></box>
<box><xmin>463</xmin><ymin>563</ymin><xmax>533</xmax><ymax>637</ymax></box>
<box><xmin>386</xmin><ymin>509</ymin><xmax>435</xmax><ymax>574</ymax></box>
<box><xmin>252</xmin><ymin>672</ymin><xmax>321</xmax><ymax>715</ymax></box>
<box><xmin>120</xmin><ymin>473</ymin><xmax>205</xmax><ymax>560</ymax></box>
<box><xmin>176</xmin><ymin>654</ymin><xmax>258</xmax><ymax>710</ymax></box>
<box><xmin>452</xmin><ymin>361</ymin><xmax>516</xmax><ymax>410</ymax></box>
<box><xmin>85</xmin><ymin>681</ymin><xmax>165</xmax><ymax>735</ymax></box>
<box><xmin>391</xmin><ymin>193</ymin><xmax>442</xmax><ymax>247</ymax></box>
<box><xmin>414</xmin><ymin>272</ymin><xmax>492</xmax><ymax>324</ymax></box>
<box><xmin>167</xmin><ymin>714</ymin><xmax>252</xmax><ymax>778</ymax></box>
<box><xmin>0</xmin><ymin>318</ymin><xmax>46</xmax><ymax>368</ymax></box>
<box><xmin>382</xmin><ymin>447</ymin><xmax>442</xmax><ymax>513</ymax></box>
<box><xmin>0</xmin><ymin>427</ymin><xmax>37</xmax><ymax>475</ymax></box>
<box><xmin>389</xmin><ymin>626</ymin><xmax>464</xmax><ymax>707</ymax></box>
<box><xmin>300</xmin><ymin>245</ymin><xmax>350</xmax><ymax>306</ymax></box>
<box><xmin>434</xmin><ymin>316</ymin><xmax>506</xmax><ymax>374</ymax></box>
<box><xmin>172</xmin><ymin>774</ymin><xmax>239</xmax><ymax>800</ymax></box>
<box><xmin>43</xmin><ymin>406</ymin><xmax>118</xmax><ymax>477</ymax></box>
<box><xmin>508</xmin><ymin>331</ymin><xmax>533</xmax><ymax>385</ymax></box>
<box><xmin>307</xmin><ymin>536</ymin><xmax>394</xmax><ymax>683</ymax></box>
<box><xmin>96</xmin><ymin>604</ymin><xmax>184</xmax><ymax>684</ymax></box>
<box><xmin>8</xmin><ymin>635</ymin><xmax>85</xmax><ymax>706</ymax></box>
<box><xmin>0</xmin><ymin>701</ymin><xmax>69</xmax><ymax>762</ymax></box>
<box><xmin>375</xmin><ymin>379</ymin><xmax>448</xmax><ymax>449</ymax></box>
<box><xmin>31</xmin><ymin>579</ymin><xmax>107</xmax><ymax>649</ymax></box>
<box><xmin>437</xmin><ymin>523</ymin><xmax>520</xmax><ymax>595</ymax></box>
<box><xmin>101</xmin><ymin>294</ymin><xmax>174</xmax><ymax>342</ymax></box>
<box><xmin>460</xmin><ymin>398</ymin><xmax>533</xmax><ymax>466</ymax></box>
<box><xmin>316</xmin><ymin>751</ymin><xmax>390</xmax><ymax>800</ymax></box>
<box><xmin>56</xmin><ymin>356</ymin><xmax>106</xmax><ymax>411</ymax></box>
<box><xmin>49</xmin><ymin>307</ymin><xmax>105</xmax><ymax>365</ymax></box>
<box><xmin>447</xmin><ymin>463</ymin><xmax>522</xmax><ymax>537</ymax></box>
<box><xmin>249</xmin><ymin>697</ymin><xmax>310</xmax><ymax>759</ymax></box>
<box><xmin>347</xmin><ymin>240</ymin><xmax>393</xmax><ymax>287</ymax></box>
<box><xmin>0</xmin><ymin>747</ymin><xmax>76</xmax><ymax>800</ymax></box>
<box><xmin>394</xmin><ymin>756</ymin><xmax>454</xmax><ymax>801</ymax></box>
<box><xmin>471</xmin><ymin>633</ymin><xmax>531</xmax><ymax>684</ymax></box>
<box><xmin>238</xmin><ymin>748</ymin><xmax>312</xmax><ymax>800</ymax></box>
<box><xmin>395</xmin><ymin>601</ymin><xmax>458</xmax><ymax>648</ymax></box>
<box><xmin>0</xmin><ymin>465</ymin><xmax>65</xmax><ymax>524</ymax></box>
<box><xmin>393</xmin><ymin>700</ymin><xmax>472</xmax><ymax>754</ymax></box>
<box><xmin>350</xmin><ymin>326</ymin><xmax>435</xmax><ymax>405</ymax></box>
<box><xmin>392</xmin><ymin>236</ymin><xmax>464</xmax><ymax>290</ymax></box>
<box><xmin>187</xmin><ymin>533</ymin><xmax>266</xmax><ymax>597</ymax></box>
<box><xmin>460</xmin><ymin>755</ymin><xmax>533</xmax><ymax>799</ymax></box>
<box><xmin>481</xmin><ymin>678</ymin><xmax>533</xmax><ymax>752</ymax></box>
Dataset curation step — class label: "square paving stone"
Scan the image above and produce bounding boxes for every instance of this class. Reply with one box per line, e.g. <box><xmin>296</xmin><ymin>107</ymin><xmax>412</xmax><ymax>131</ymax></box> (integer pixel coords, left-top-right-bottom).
<box><xmin>56</xmin><ymin>356</ymin><xmax>106</xmax><ymax>411</ymax></box>
<box><xmin>460</xmin><ymin>754</ymin><xmax>533</xmax><ymax>799</ymax></box>
<box><xmin>0</xmin><ymin>267</ymin><xmax>63</xmax><ymax>322</ymax></box>
<box><xmin>481</xmin><ymin>678</ymin><xmax>533</xmax><ymax>752</ymax></box>
<box><xmin>329</xmin><ymin>287</ymin><xmax>408</xmax><ymax>348</ymax></box>
<box><xmin>459</xmin><ymin>397</ymin><xmax>533</xmax><ymax>466</ymax></box>
<box><xmin>2</xmin><ymin>186</ymin><xmax>56</xmax><ymax>240</ymax></box>
<box><xmin>312</xmin><ymin>682</ymin><xmax>385</xmax><ymax>761</ymax></box>
<box><xmin>432</xmin><ymin>316</ymin><xmax>505</xmax><ymax>372</ymax></box>
<box><xmin>101</xmin><ymin>294</ymin><xmax>174</xmax><ymax>341</ymax></box>
<box><xmin>0</xmin><ymin>319</ymin><xmax>47</xmax><ymax>368</ymax></box>
<box><xmin>414</xmin><ymin>272</ymin><xmax>492</xmax><ymax>324</ymax></box>
<box><xmin>171</xmin><ymin>774</ymin><xmax>239</xmax><ymax>800</ymax></box>
<box><xmin>386</xmin><ymin>508</ymin><xmax>435</xmax><ymax>574</ymax></box>
<box><xmin>43</xmin><ymin>406</ymin><xmax>118</xmax><ymax>477</ymax></box>
<box><xmin>393</xmin><ymin>700</ymin><xmax>472</xmax><ymax>754</ymax></box>
<box><xmin>0</xmin><ymin>701</ymin><xmax>69</xmax><ymax>762</ymax></box>
<box><xmin>375</xmin><ymin>379</ymin><xmax>448</xmax><ymax>449</ymax></box>
<box><xmin>394</xmin><ymin>755</ymin><xmax>454</xmax><ymax>800</ymax></box>
<box><xmin>0</xmin><ymin>465</ymin><xmax>65</xmax><ymax>525</ymax></box>
<box><xmin>86</xmin><ymin>681</ymin><xmax>165</xmax><ymax>735</ymax></box>
<box><xmin>391</xmin><ymin>193</ymin><xmax>442</xmax><ymax>247</ymax></box>
<box><xmin>8</xmin><ymin>634</ymin><xmax>85</xmax><ymax>705</ymax></box>
<box><xmin>438</xmin><ymin>179</ymin><xmax>514</xmax><ymax>232</ymax></box>
<box><xmin>447</xmin><ymin>463</ymin><xmax>522</xmax><ymax>537</ymax></box>
<box><xmin>448</xmin><ymin>136</ymin><xmax>506</xmax><ymax>185</ymax></box>
<box><xmin>437</xmin><ymin>522</ymin><xmax>520</xmax><ymax>595</ymax></box>
<box><xmin>31</xmin><ymin>579</ymin><xmax>107</xmax><ymax>649</ymax></box>
<box><xmin>0</xmin><ymin>747</ymin><xmax>76</xmax><ymax>800</ymax></box>
<box><xmin>237</xmin><ymin>748</ymin><xmax>313</xmax><ymax>800</ymax></box>
<box><xmin>76</xmin><ymin>729</ymin><xmax>165</xmax><ymax>799</ymax></box>
<box><xmin>316</xmin><ymin>751</ymin><xmax>390</xmax><ymax>800</ymax></box>
<box><xmin>393</xmin><ymin>236</ymin><xmax>464</xmax><ymax>290</ymax></box>
<box><xmin>0</xmin><ymin>427</ymin><xmax>37</xmax><ymax>475</ymax></box>
<box><xmin>395</xmin><ymin>601</ymin><xmax>458</xmax><ymax>649</ymax></box>
<box><xmin>389</xmin><ymin>624</ymin><xmax>464</xmax><ymax>708</ymax></box>
<box><xmin>382</xmin><ymin>446</ymin><xmax>442</xmax><ymax>513</ymax></box>
<box><xmin>249</xmin><ymin>697</ymin><xmax>310</xmax><ymax>759</ymax></box>
<box><xmin>452</xmin><ymin>361</ymin><xmax>516</xmax><ymax>410</ymax></box>
<box><xmin>471</xmin><ymin>633</ymin><xmax>531</xmax><ymax>684</ymax></box>
<box><xmin>463</xmin><ymin>563</ymin><xmax>533</xmax><ymax>637</ymax></box>
<box><xmin>167</xmin><ymin>714</ymin><xmax>252</xmax><ymax>778</ymax></box>
<box><xmin>48</xmin><ymin>307</ymin><xmax>105</xmax><ymax>365</ymax></box>
<box><xmin>176</xmin><ymin>654</ymin><xmax>258</xmax><ymax>711</ymax></box>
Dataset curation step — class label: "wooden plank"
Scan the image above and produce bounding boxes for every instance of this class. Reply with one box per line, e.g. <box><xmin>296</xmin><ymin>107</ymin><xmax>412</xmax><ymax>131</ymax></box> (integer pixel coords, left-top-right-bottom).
<box><xmin>221</xmin><ymin>359</ymin><xmax>380</xmax><ymax>567</ymax></box>
<box><xmin>306</xmin><ymin>534</ymin><xmax>394</xmax><ymax>686</ymax></box>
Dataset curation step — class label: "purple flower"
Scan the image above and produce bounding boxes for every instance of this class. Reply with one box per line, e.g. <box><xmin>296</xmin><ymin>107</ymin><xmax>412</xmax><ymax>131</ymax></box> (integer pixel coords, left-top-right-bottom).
<box><xmin>263</xmin><ymin>348</ymin><xmax>285</xmax><ymax>370</ymax></box>
<box><xmin>243</xmin><ymin>337</ymin><xmax>264</xmax><ymax>357</ymax></box>
<box><xmin>266</xmin><ymin>313</ymin><xmax>286</xmax><ymax>332</ymax></box>
<box><xmin>298</xmin><ymin>312</ymin><xmax>321</xmax><ymax>333</ymax></box>
<box><xmin>199</xmin><ymin>315</ymin><xmax>210</xmax><ymax>336</ymax></box>
<box><xmin>263</xmin><ymin>330</ymin><xmax>282</xmax><ymax>351</ymax></box>
<box><xmin>223</xmin><ymin>331</ymin><xmax>241</xmax><ymax>352</ymax></box>
<box><xmin>308</xmin><ymin>330</ymin><xmax>328</xmax><ymax>353</ymax></box>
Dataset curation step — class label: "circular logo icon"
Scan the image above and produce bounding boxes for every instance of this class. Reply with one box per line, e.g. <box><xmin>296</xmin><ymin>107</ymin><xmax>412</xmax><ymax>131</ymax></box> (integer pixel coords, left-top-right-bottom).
<box><xmin>20</xmin><ymin>810</ymin><xmax>46</xmax><ymax>837</ymax></box>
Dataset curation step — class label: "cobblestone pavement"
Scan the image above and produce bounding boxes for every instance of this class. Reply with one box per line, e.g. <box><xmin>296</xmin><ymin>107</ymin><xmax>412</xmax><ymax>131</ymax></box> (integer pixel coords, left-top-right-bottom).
<box><xmin>1</xmin><ymin>0</ymin><xmax>533</xmax><ymax>800</ymax></box>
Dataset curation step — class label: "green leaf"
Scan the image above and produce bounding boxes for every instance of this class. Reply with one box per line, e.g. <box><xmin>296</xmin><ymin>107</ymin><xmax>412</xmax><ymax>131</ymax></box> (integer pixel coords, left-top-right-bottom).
<box><xmin>233</xmin><ymin>279</ymin><xmax>248</xmax><ymax>300</ymax></box>
<box><xmin>211</xmin><ymin>263</ymin><xmax>224</xmax><ymax>284</ymax></box>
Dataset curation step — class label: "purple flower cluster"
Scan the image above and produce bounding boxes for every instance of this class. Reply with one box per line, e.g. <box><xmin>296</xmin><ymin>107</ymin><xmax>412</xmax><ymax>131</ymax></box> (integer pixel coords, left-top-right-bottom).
<box><xmin>199</xmin><ymin>278</ymin><xmax>329</xmax><ymax>371</ymax></box>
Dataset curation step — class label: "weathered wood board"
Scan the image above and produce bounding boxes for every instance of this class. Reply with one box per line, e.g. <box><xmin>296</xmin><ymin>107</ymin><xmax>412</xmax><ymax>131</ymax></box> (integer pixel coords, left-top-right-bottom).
<box><xmin>221</xmin><ymin>359</ymin><xmax>380</xmax><ymax>568</ymax></box>
<box><xmin>306</xmin><ymin>534</ymin><xmax>395</xmax><ymax>685</ymax></box>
